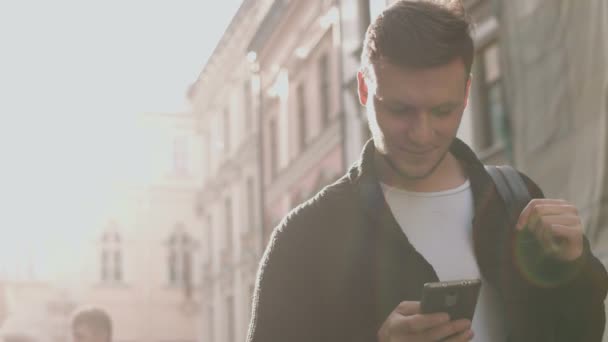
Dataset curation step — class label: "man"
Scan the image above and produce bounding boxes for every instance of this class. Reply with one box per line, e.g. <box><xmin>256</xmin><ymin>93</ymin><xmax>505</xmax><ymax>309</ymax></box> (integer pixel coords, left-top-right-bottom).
<box><xmin>71</xmin><ymin>307</ymin><xmax>112</xmax><ymax>342</ymax></box>
<box><xmin>247</xmin><ymin>1</ymin><xmax>608</xmax><ymax>341</ymax></box>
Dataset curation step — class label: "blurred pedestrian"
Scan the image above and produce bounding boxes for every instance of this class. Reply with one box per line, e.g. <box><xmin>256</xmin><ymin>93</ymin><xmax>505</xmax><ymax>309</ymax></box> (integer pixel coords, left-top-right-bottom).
<box><xmin>71</xmin><ymin>307</ymin><xmax>112</xmax><ymax>342</ymax></box>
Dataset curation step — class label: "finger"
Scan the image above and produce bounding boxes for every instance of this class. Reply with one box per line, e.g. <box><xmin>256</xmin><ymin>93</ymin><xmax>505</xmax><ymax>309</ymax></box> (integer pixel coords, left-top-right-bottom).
<box><xmin>550</xmin><ymin>223</ymin><xmax>583</xmax><ymax>239</ymax></box>
<box><xmin>516</xmin><ymin>199</ymin><xmax>569</xmax><ymax>230</ymax></box>
<box><xmin>524</xmin><ymin>217</ymin><xmax>560</xmax><ymax>253</ymax></box>
<box><xmin>530</xmin><ymin>204</ymin><xmax>579</xmax><ymax>218</ymax></box>
<box><xmin>531</xmin><ymin>222</ymin><xmax>582</xmax><ymax>258</ymax></box>
<box><xmin>526</xmin><ymin>214</ymin><xmax>579</xmax><ymax>241</ymax></box>
<box><xmin>518</xmin><ymin>203</ymin><xmax>574</xmax><ymax>231</ymax></box>
<box><xmin>397</xmin><ymin>313</ymin><xmax>450</xmax><ymax>334</ymax></box>
<box><xmin>393</xmin><ymin>301</ymin><xmax>450</xmax><ymax>334</ymax></box>
<box><xmin>550</xmin><ymin>224</ymin><xmax>584</xmax><ymax>260</ymax></box>
<box><xmin>529</xmin><ymin>216</ymin><xmax>581</xmax><ymax>242</ymax></box>
<box><xmin>443</xmin><ymin>329</ymin><xmax>474</xmax><ymax>342</ymax></box>
<box><xmin>539</xmin><ymin>222</ymin><xmax>561</xmax><ymax>255</ymax></box>
<box><xmin>524</xmin><ymin>208</ymin><xmax>578</xmax><ymax>230</ymax></box>
<box><xmin>537</xmin><ymin>214</ymin><xmax>580</xmax><ymax>227</ymax></box>
<box><xmin>423</xmin><ymin>319</ymin><xmax>471</xmax><ymax>341</ymax></box>
<box><xmin>394</xmin><ymin>301</ymin><xmax>421</xmax><ymax>316</ymax></box>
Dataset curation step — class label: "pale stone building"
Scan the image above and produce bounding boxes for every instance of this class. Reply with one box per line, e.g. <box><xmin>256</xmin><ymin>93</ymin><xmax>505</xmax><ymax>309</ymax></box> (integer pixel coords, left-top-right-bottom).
<box><xmin>247</xmin><ymin>0</ymin><xmax>346</xmax><ymax>241</ymax></box>
<box><xmin>188</xmin><ymin>1</ymin><xmax>276</xmax><ymax>341</ymax></box>
<box><xmin>72</xmin><ymin>112</ymin><xmax>203</xmax><ymax>342</ymax></box>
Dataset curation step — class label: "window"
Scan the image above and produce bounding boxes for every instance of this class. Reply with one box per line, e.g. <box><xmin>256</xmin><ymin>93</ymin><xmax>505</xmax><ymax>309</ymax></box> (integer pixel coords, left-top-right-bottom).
<box><xmin>226</xmin><ymin>295</ymin><xmax>235</xmax><ymax>342</ymax></box>
<box><xmin>114</xmin><ymin>250</ymin><xmax>122</xmax><ymax>281</ymax></box>
<box><xmin>296</xmin><ymin>83</ymin><xmax>308</xmax><ymax>151</ymax></box>
<box><xmin>100</xmin><ymin>226</ymin><xmax>122</xmax><ymax>284</ymax></box>
<box><xmin>208</xmin><ymin>306</ymin><xmax>215</xmax><ymax>342</ymax></box>
<box><xmin>269</xmin><ymin>118</ymin><xmax>278</xmax><ymax>177</ymax></box>
<box><xmin>224</xmin><ymin>108</ymin><xmax>231</xmax><ymax>152</ymax></box>
<box><xmin>476</xmin><ymin>41</ymin><xmax>507</xmax><ymax>150</ymax></box>
<box><xmin>246</xmin><ymin>178</ymin><xmax>255</xmax><ymax>231</ymax></box>
<box><xmin>359</xmin><ymin>0</ymin><xmax>372</xmax><ymax>39</ymax></box>
<box><xmin>205</xmin><ymin>214</ymin><xmax>213</xmax><ymax>261</ymax></box>
<box><xmin>318</xmin><ymin>54</ymin><xmax>331</xmax><ymax>126</ymax></box>
<box><xmin>182</xmin><ymin>248</ymin><xmax>192</xmax><ymax>297</ymax></box>
<box><xmin>168</xmin><ymin>249</ymin><xmax>177</xmax><ymax>284</ymax></box>
<box><xmin>225</xmin><ymin>198</ymin><xmax>233</xmax><ymax>249</ymax></box>
<box><xmin>167</xmin><ymin>224</ymin><xmax>195</xmax><ymax>293</ymax></box>
<box><xmin>101</xmin><ymin>250</ymin><xmax>109</xmax><ymax>281</ymax></box>
<box><xmin>244</xmin><ymin>80</ymin><xmax>252</xmax><ymax>132</ymax></box>
<box><xmin>205</xmin><ymin>133</ymin><xmax>212</xmax><ymax>178</ymax></box>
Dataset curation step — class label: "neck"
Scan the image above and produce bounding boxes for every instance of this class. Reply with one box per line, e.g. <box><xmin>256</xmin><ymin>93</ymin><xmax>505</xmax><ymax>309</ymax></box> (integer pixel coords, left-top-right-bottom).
<box><xmin>374</xmin><ymin>151</ymin><xmax>467</xmax><ymax>192</ymax></box>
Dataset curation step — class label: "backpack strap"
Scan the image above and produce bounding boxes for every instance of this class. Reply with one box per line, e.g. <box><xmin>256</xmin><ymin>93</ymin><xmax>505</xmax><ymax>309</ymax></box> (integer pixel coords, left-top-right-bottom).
<box><xmin>485</xmin><ymin>165</ymin><xmax>532</xmax><ymax>227</ymax></box>
<box><xmin>485</xmin><ymin>165</ymin><xmax>534</xmax><ymax>339</ymax></box>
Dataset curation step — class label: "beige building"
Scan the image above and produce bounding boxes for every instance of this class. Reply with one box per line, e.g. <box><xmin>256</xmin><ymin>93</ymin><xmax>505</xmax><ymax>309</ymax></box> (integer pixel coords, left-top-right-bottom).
<box><xmin>493</xmin><ymin>1</ymin><xmax>608</xmax><ymax>339</ymax></box>
<box><xmin>0</xmin><ymin>281</ymin><xmax>74</xmax><ymax>342</ymax></box>
<box><xmin>71</xmin><ymin>112</ymin><xmax>203</xmax><ymax>342</ymax></box>
<box><xmin>247</xmin><ymin>0</ymin><xmax>346</xmax><ymax>241</ymax></box>
<box><xmin>188</xmin><ymin>0</ymin><xmax>371</xmax><ymax>340</ymax></box>
<box><xmin>188</xmin><ymin>1</ymin><xmax>276</xmax><ymax>342</ymax></box>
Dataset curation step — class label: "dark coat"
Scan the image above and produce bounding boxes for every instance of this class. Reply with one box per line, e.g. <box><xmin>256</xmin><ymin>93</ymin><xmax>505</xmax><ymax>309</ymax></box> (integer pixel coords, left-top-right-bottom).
<box><xmin>247</xmin><ymin>139</ymin><xmax>608</xmax><ymax>342</ymax></box>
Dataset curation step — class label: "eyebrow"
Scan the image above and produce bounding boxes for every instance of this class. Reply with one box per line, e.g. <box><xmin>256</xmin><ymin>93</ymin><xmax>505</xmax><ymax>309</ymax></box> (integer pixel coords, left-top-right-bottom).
<box><xmin>374</xmin><ymin>95</ymin><xmax>463</xmax><ymax>110</ymax></box>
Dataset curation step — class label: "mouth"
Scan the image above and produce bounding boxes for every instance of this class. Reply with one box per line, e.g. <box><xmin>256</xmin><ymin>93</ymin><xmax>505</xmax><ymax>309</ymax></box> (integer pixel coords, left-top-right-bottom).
<box><xmin>398</xmin><ymin>147</ymin><xmax>435</xmax><ymax>156</ymax></box>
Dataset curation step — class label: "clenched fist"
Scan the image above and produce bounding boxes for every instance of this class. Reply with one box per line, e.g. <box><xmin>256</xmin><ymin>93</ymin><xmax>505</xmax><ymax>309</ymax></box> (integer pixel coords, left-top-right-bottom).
<box><xmin>516</xmin><ymin>199</ymin><xmax>584</xmax><ymax>261</ymax></box>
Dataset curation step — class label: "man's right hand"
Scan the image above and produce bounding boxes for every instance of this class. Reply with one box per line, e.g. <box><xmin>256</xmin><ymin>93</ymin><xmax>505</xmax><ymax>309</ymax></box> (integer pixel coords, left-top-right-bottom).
<box><xmin>377</xmin><ymin>301</ymin><xmax>474</xmax><ymax>342</ymax></box>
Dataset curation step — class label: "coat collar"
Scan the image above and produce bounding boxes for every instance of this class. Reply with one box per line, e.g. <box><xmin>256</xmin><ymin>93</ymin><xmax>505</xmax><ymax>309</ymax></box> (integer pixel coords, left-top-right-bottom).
<box><xmin>347</xmin><ymin>138</ymin><xmax>508</xmax><ymax>287</ymax></box>
<box><xmin>348</xmin><ymin>138</ymin><xmax>496</xmax><ymax>222</ymax></box>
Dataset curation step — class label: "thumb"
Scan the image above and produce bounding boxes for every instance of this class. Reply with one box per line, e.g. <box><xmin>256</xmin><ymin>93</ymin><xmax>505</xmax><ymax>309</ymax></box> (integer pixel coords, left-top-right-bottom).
<box><xmin>394</xmin><ymin>301</ymin><xmax>421</xmax><ymax>316</ymax></box>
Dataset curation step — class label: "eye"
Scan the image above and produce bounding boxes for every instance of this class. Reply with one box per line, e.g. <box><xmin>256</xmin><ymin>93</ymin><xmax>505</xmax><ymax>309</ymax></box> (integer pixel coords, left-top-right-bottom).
<box><xmin>387</xmin><ymin>106</ymin><xmax>415</xmax><ymax>116</ymax></box>
<box><xmin>431</xmin><ymin>107</ymin><xmax>454</xmax><ymax>117</ymax></box>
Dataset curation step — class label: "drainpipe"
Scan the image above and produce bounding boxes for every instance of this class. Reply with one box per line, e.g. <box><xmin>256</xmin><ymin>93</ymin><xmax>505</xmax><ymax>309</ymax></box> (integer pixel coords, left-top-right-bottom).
<box><xmin>255</xmin><ymin>64</ymin><xmax>267</xmax><ymax>258</ymax></box>
<box><xmin>337</xmin><ymin>0</ymin><xmax>348</xmax><ymax>171</ymax></box>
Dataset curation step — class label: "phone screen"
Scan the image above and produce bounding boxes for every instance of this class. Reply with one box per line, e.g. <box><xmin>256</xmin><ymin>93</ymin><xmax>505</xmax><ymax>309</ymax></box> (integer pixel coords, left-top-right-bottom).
<box><xmin>420</xmin><ymin>278</ymin><xmax>481</xmax><ymax>321</ymax></box>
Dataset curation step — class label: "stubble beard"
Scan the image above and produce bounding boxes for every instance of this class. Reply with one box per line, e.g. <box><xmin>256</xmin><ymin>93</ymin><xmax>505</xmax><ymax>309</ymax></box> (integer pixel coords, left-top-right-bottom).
<box><xmin>381</xmin><ymin>147</ymin><xmax>450</xmax><ymax>182</ymax></box>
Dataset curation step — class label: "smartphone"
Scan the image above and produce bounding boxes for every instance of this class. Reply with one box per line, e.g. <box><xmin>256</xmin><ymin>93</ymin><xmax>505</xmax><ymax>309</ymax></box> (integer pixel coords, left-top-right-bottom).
<box><xmin>420</xmin><ymin>278</ymin><xmax>481</xmax><ymax>321</ymax></box>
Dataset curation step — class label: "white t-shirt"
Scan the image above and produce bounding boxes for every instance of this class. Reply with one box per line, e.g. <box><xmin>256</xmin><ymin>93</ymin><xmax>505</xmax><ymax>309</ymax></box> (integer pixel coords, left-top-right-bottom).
<box><xmin>381</xmin><ymin>180</ymin><xmax>506</xmax><ymax>342</ymax></box>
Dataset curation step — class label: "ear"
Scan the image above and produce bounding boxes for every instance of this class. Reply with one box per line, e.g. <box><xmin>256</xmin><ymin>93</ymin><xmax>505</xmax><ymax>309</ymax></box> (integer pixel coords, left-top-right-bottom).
<box><xmin>463</xmin><ymin>76</ymin><xmax>472</xmax><ymax>108</ymax></box>
<box><xmin>357</xmin><ymin>71</ymin><xmax>368</xmax><ymax>106</ymax></box>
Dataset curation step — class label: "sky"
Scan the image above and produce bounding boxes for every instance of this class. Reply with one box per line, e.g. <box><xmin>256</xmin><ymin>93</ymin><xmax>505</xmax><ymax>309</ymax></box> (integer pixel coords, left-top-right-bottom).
<box><xmin>0</xmin><ymin>0</ymin><xmax>243</xmax><ymax>280</ymax></box>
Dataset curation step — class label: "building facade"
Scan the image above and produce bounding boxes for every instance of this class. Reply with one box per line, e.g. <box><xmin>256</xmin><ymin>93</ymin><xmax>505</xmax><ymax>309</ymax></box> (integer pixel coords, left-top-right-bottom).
<box><xmin>188</xmin><ymin>1</ymin><xmax>276</xmax><ymax>342</ymax></box>
<box><xmin>247</xmin><ymin>0</ymin><xmax>346</xmax><ymax>242</ymax></box>
<box><xmin>494</xmin><ymin>2</ymin><xmax>608</xmax><ymax>339</ymax></box>
<box><xmin>0</xmin><ymin>282</ymin><xmax>73</xmax><ymax>342</ymax></box>
<box><xmin>193</xmin><ymin>0</ymin><xmax>608</xmax><ymax>341</ymax></box>
<box><xmin>497</xmin><ymin>0</ymin><xmax>608</xmax><ymax>257</ymax></box>
<box><xmin>73</xmin><ymin>112</ymin><xmax>203</xmax><ymax>342</ymax></box>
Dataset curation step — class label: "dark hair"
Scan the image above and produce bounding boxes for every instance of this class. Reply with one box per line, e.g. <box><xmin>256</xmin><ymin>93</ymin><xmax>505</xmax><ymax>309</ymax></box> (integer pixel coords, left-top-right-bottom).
<box><xmin>72</xmin><ymin>307</ymin><xmax>113</xmax><ymax>338</ymax></box>
<box><xmin>361</xmin><ymin>0</ymin><xmax>473</xmax><ymax>80</ymax></box>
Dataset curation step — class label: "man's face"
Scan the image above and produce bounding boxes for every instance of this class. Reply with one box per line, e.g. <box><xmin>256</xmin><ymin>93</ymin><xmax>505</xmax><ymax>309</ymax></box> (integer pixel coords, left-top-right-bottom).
<box><xmin>357</xmin><ymin>58</ymin><xmax>470</xmax><ymax>180</ymax></box>
<box><xmin>73</xmin><ymin>324</ymin><xmax>109</xmax><ymax>342</ymax></box>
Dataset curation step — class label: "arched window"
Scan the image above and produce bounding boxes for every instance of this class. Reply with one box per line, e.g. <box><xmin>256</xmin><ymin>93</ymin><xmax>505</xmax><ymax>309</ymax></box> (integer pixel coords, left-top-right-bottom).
<box><xmin>100</xmin><ymin>222</ymin><xmax>123</xmax><ymax>284</ymax></box>
<box><xmin>168</xmin><ymin>249</ymin><xmax>178</xmax><ymax>284</ymax></box>
<box><xmin>167</xmin><ymin>223</ymin><xmax>196</xmax><ymax>296</ymax></box>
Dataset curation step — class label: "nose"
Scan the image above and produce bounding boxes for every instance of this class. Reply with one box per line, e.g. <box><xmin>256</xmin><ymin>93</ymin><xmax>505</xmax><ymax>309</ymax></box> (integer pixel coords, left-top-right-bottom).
<box><xmin>407</xmin><ymin>112</ymin><xmax>435</xmax><ymax>145</ymax></box>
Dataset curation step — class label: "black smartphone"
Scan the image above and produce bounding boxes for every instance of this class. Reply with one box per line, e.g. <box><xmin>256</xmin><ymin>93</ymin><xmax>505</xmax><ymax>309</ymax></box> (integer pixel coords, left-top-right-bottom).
<box><xmin>420</xmin><ymin>278</ymin><xmax>481</xmax><ymax>321</ymax></box>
